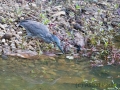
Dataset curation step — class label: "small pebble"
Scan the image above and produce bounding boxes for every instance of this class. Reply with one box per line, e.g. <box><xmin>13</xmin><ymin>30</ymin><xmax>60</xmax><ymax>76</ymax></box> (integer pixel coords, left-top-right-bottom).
<box><xmin>2</xmin><ymin>39</ymin><xmax>5</xmax><ymax>43</ymax></box>
<box><xmin>17</xmin><ymin>31</ymin><xmax>22</xmax><ymax>35</ymax></box>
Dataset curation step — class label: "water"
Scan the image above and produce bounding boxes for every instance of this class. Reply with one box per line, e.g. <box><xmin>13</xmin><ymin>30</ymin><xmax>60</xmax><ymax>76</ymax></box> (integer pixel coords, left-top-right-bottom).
<box><xmin>0</xmin><ymin>55</ymin><xmax>120</xmax><ymax>90</ymax></box>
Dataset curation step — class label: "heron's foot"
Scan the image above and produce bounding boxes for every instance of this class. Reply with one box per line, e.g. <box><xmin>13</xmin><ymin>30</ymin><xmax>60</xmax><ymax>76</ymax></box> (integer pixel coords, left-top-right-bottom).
<box><xmin>21</xmin><ymin>36</ymin><xmax>26</xmax><ymax>49</ymax></box>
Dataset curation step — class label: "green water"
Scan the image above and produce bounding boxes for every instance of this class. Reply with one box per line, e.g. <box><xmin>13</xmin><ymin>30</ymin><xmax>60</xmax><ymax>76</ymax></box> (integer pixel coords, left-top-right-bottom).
<box><xmin>0</xmin><ymin>55</ymin><xmax>120</xmax><ymax>90</ymax></box>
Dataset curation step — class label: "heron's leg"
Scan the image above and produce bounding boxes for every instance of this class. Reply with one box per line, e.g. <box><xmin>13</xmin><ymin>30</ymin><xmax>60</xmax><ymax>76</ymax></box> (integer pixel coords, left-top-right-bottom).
<box><xmin>35</xmin><ymin>40</ymin><xmax>43</xmax><ymax>55</ymax></box>
<box><xmin>21</xmin><ymin>35</ymin><xmax>26</xmax><ymax>49</ymax></box>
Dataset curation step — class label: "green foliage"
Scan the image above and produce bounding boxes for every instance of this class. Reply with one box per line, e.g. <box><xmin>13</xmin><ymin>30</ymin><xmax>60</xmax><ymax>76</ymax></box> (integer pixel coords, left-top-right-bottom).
<box><xmin>39</xmin><ymin>13</ymin><xmax>46</xmax><ymax>19</ymax></box>
<box><xmin>39</xmin><ymin>13</ymin><xmax>50</xmax><ymax>25</ymax></box>
<box><xmin>43</xmin><ymin>19</ymin><xmax>50</xmax><ymax>25</ymax></box>
<box><xmin>1</xmin><ymin>17</ymin><xmax>6</xmax><ymax>23</ymax></box>
<box><xmin>87</xmin><ymin>22</ymin><xmax>114</xmax><ymax>61</ymax></box>
<box><xmin>69</xmin><ymin>12</ymin><xmax>75</xmax><ymax>17</ymax></box>
<box><xmin>104</xmin><ymin>41</ymin><xmax>108</xmax><ymax>48</ymax></box>
<box><xmin>9</xmin><ymin>18</ymin><xmax>14</xmax><ymax>23</ymax></box>
<box><xmin>91</xmin><ymin>37</ymin><xmax>96</xmax><ymax>45</ymax></box>
<box><xmin>111</xmin><ymin>80</ymin><xmax>119</xmax><ymax>89</ymax></box>
<box><xmin>114</xmin><ymin>4</ymin><xmax>119</xmax><ymax>9</ymax></box>
<box><xmin>75</xmin><ymin>4</ymin><xmax>80</xmax><ymax>10</ymax></box>
<box><xmin>14</xmin><ymin>8</ymin><xmax>23</xmax><ymax>17</ymax></box>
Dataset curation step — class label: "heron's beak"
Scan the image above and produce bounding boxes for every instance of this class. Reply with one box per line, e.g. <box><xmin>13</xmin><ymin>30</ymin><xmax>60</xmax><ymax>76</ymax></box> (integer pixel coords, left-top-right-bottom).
<box><xmin>51</xmin><ymin>34</ymin><xmax>64</xmax><ymax>54</ymax></box>
<box><xmin>57</xmin><ymin>44</ymin><xmax>64</xmax><ymax>54</ymax></box>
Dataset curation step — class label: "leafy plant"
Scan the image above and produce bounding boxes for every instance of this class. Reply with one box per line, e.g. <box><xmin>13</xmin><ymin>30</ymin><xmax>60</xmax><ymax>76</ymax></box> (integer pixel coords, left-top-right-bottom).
<box><xmin>39</xmin><ymin>13</ymin><xmax>50</xmax><ymax>25</ymax></box>
<box><xmin>75</xmin><ymin>4</ymin><xmax>80</xmax><ymax>10</ymax></box>
<box><xmin>14</xmin><ymin>7</ymin><xmax>23</xmax><ymax>17</ymax></box>
<box><xmin>114</xmin><ymin>4</ymin><xmax>119</xmax><ymax>9</ymax></box>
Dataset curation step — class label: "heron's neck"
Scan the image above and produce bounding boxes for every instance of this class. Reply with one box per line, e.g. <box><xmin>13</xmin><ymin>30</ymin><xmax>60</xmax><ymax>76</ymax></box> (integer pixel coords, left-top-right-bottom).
<box><xmin>51</xmin><ymin>34</ymin><xmax>56</xmax><ymax>42</ymax></box>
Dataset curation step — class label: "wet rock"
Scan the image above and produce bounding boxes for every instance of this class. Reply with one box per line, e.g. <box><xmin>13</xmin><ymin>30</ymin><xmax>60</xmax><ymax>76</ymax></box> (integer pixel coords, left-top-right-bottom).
<box><xmin>16</xmin><ymin>50</ymin><xmax>38</xmax><ymax>59</ymax></box>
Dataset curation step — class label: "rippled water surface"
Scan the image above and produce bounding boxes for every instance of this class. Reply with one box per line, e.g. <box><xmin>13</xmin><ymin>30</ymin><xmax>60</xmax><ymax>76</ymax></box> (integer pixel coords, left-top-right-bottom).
<box><xmin>0</xmin><ymin>55</ymin><xmax>120</xmax><ymax>90</ymax></box>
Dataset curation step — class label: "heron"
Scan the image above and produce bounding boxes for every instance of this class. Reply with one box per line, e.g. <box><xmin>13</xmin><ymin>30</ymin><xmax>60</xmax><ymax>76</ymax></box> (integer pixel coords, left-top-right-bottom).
<box><xmin>18</xmin><ymin>20</ymin><xmax>64</xmax><ymax>54</ymax></box>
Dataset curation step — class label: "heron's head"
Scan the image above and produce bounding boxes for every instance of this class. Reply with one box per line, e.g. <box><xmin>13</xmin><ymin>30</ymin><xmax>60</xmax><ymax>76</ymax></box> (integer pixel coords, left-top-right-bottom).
<box><xmin>51</xmin><ymin>35</ymin><xmax>64</xmax><ymax>54</ymax></box>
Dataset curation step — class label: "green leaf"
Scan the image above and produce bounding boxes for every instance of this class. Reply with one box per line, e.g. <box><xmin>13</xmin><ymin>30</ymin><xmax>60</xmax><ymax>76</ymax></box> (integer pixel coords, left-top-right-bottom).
<box><xmin>43</xmin><ymin>19</ymin><xmax>50</xmax><ymax>25</ymax></box>
<box><xmin>114</xmin><ymin>4</ymin><xmax>119</xmax><ymax>9</ymax></box>
<box><xmin>75</xmin><ymin>4</ymin><xmax>80</xmax><ymax>9</ymax></box>
<box><xmin>39</xmin><ymin>13</ymin><xmax>45</xmax><ymax>19</ymax></box>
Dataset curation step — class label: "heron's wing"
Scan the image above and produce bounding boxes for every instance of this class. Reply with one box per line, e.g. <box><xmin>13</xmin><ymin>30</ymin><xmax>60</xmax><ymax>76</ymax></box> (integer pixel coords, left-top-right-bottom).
<box><xmin>19</xmin><ymin>20</ymin><xmax>52</xmax><ymax>43</ymax></box>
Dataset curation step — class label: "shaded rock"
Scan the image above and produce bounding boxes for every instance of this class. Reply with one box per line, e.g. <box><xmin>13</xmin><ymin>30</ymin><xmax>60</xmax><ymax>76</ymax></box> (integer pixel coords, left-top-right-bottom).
<box><xmin>1</xmin><ymin>34</ymin><xmax>14</xmax><ymax>40</ymax></box>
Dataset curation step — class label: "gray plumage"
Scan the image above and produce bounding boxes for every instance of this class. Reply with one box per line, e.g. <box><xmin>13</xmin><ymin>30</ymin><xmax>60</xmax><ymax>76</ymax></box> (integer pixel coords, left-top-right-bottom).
<box><xmin>18</xmin><ymin>20</ymin><xmax>64</xmax><ymax>53</ymax></box>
